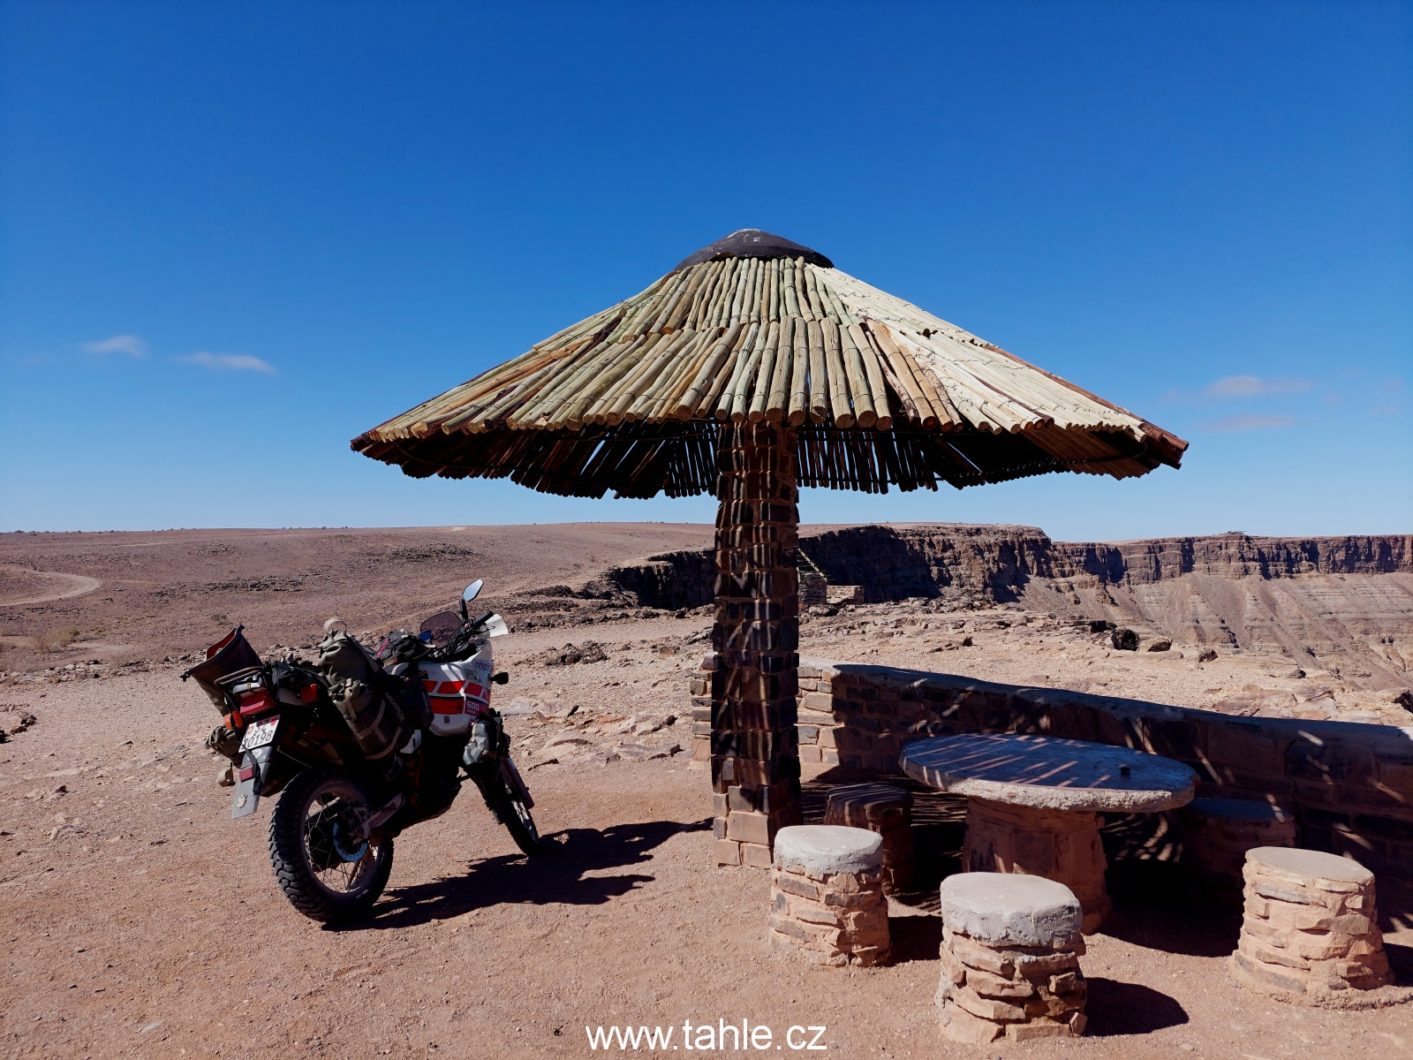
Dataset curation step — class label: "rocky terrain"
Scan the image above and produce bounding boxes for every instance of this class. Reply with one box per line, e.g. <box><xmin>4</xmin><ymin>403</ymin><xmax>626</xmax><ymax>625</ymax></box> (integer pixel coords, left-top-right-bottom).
<box><xmin>1</xmin><ymin>522</ymin><xmax>1410</xmax><ymax>1058</ymax></box>
<box><xmin>3</xmin><ymin>523</ymin><xmax>1410</xmax><ymax>728</ymax></box>
<box><xmin>595</xmin><ymin>524</ymin><xmax>1413</xmax><ymax>708</ymax></box>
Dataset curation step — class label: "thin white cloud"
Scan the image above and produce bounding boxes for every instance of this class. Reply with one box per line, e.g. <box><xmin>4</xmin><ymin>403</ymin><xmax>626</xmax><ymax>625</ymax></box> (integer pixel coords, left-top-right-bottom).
<box><xmin>175</xmin><ymin>351</ymin><xmax>277</xmax><ymax>375</ymax></box>
<box><xmin>1201</xmin><ymin>414</ymin><xmax>1296</xmax><ymax>432</ymax></box>
<box><xmin>1204</xmin><ymin>375</ymin><xmax>1312</xmax><ymax>398</ymax></box>
<box><xmin>82</xmin><ymin>334</ymin><xmax>148</xmax><ymax>357</ymax></box>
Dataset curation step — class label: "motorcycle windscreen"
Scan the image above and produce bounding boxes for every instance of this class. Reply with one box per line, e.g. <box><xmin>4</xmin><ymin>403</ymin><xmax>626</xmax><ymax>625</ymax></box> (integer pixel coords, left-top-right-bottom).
<box><xmin>419</xmin><ymin>610</ymin><xmax>461</xmax><ymax>646</ymax></box>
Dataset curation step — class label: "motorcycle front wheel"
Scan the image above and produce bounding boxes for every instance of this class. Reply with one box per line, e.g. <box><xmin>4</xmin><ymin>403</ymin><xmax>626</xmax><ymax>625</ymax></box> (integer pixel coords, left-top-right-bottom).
<box><xmin>268</xmin><ymin>769</ymin><xmax>394</xmax><ymax>923</ymax></box>
<box><xmin>492</xmin><ymin>762</ymin><xmax>540</xmax><ymax>857</ymax></box>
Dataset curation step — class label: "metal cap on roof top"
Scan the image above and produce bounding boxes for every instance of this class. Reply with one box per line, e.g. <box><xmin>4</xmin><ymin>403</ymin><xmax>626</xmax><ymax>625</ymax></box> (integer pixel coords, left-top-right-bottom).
<box><xmin>672</xmin><ymin>228</ymin><xmax>833</xmax><ymax>272</ymax></box>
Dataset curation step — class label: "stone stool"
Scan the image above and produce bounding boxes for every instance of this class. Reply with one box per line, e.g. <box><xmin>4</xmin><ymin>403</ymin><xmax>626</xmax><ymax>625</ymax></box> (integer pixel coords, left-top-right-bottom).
<box><xmin>963</xmin><ymin>798</ymin><xmax>1110</xmax><ymax>932</ymax></box>
<box><xmin>769</xmin><ymin>825</ymin><xmax>891</xmax><ymax>967</ymax></box>
<box><xmin>824</xmin><ymin>783</ymin><xmax>915</xmax><ymax>894</ymax></box>
<box><xmin>1180</xmin><ymin>797</ymin><xmax>1296</xmax><ymax>888</ymax></box>
<box><xmin>1231</xmin><ymin>847</ymin><xmax>1394</xmax><ymax>1005</ymax></box>
<box><xmin>937</xmin><ymin>873</ymin><xmax>1087</xmax><ymax>1043</ymax></box>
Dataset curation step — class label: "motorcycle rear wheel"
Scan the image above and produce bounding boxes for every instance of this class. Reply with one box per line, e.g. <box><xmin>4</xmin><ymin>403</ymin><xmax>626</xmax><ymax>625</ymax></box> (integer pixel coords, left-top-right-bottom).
<box><xmin>268</xmin><ymin>769</ymin><xmax>394</xmax><ymax>923</ymax></box>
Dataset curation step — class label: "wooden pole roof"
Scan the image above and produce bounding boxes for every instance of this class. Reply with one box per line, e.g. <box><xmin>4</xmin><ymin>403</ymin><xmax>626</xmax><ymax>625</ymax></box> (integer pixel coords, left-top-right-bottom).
<box><xmin>352</xmin><ymin>229</ymin><xmax>1187</xmax><ymax>498</ymax></box>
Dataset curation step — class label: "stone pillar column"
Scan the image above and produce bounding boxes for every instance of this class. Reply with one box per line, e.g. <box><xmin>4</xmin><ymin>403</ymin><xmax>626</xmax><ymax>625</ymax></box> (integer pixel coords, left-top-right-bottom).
<box><xmin>711</xmin><ymin>422</ymin><xmax>802</xmax><ymax>868</ymax></box>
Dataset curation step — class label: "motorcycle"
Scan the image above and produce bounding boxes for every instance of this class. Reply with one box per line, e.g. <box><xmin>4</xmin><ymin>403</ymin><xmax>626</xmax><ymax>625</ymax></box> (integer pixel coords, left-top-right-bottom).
<box><xmin>182</xmin><ymin>579</ymin><xmax>539</xmax><ymax>924</ymax></box>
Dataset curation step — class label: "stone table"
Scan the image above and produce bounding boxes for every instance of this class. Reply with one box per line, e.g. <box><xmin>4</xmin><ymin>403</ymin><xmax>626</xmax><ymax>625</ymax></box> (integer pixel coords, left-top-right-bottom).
<box><xmin>900</xmin><ymin>733</ymin><xmax>1197</xmax><ymax>931</ymax></box>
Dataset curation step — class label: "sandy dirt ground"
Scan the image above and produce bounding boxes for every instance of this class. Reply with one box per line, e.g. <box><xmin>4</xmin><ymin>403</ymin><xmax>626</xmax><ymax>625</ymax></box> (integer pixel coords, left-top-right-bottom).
<box><xmin>1</xmin><ymin>525</ymin><xmax>1409</xmax><ymax>1058</ymax></box>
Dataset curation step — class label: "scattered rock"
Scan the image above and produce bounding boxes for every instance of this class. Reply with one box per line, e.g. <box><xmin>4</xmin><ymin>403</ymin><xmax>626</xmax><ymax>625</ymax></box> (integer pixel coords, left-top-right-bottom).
<box><xmin>1198</xmin><ymin>648</ymin><xmax>1219</xmax><ymax>663</ymax></box>
<box><xmin>540</xmin><ymin>733</ymin><xmax>592</xmax><ymax>754</ymax></box>
<box><xmin>1393</xmin><ymin>690</ymin><xmax>1413</xmax><ymax>714</ymax></box>
<box><xmin>1146</xmin><ymin>639</ymin><xmax>1172</xmax><ymax>652</ymax></box>
<box><xmin>1111</xmin><ymin>628</ymin><xmax>1139</xmax><ymax>651</ymax></box>
<box><xmin>1088</xmin><ymin>619</ymin><xmax>1116</xmax><ymax>634</ymax></box>
<box><xmin>0</xmin><ymin>708</ymin><xmax>37</xmax><ymax>743</ymax></box>
<box><xmin>538</xmin><ymin>641</ymin><xmax>608</xmax><ymax>666</ymax></box>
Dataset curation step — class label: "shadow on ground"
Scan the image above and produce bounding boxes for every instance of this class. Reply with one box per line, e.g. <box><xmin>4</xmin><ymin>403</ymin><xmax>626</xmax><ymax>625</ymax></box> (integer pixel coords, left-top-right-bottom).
<box><xmin>1101</xmin><ymin>861</ymin><xmax>1244</xmax><ymax>958</ymax></box>
<box><xmin>342</xmin><ymin>818</ymin><xmax>710</xmax><ymax>931</ymax></box>
<box><xmin>1085</xmin><ymin>978</ymin><xmax>1188</xmax><ymax>1036</ymax></box>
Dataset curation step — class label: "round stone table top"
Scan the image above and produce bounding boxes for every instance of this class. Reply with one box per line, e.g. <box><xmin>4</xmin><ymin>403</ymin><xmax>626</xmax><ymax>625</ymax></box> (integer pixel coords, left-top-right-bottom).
<box><xmin>899</xmin><ymin>733</ymin><xmax>1196</xmax><ymax>813</ymax></box>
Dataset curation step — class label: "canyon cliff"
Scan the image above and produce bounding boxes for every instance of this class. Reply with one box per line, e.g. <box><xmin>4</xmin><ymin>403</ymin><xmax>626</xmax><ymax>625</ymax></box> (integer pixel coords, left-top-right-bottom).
<box><xmin>595</xmin><ymin>525</ymin><xmax>1413</xmax><ymax>692</ymax></box>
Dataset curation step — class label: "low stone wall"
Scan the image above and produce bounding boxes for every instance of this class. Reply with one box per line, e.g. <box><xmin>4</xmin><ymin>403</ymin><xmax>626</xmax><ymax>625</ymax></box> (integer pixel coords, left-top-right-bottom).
<box><xmin>690</xmin><ymin>655</ymin><xmax>1413</xmax><ymax>876</ymax></box>
<box><xmin>798</xmin><ymin>572</ymin><xmax>828</xmax><ymax>607</ymax></box>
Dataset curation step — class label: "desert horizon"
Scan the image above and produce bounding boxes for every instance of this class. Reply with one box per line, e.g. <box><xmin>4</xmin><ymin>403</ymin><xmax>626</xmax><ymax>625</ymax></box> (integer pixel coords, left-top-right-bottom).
<box><xmin>6</xmin><ymin>519</ymin><xmax>1412</xmax><ymax>543</ymax></box>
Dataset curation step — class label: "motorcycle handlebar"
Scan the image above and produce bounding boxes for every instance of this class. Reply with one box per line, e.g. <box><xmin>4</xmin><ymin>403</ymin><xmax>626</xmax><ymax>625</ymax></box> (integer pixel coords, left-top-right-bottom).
<box><xmin>427</xmin><ymin>612</ymin><xmax>496</xmax><ymax>662</ymax></box>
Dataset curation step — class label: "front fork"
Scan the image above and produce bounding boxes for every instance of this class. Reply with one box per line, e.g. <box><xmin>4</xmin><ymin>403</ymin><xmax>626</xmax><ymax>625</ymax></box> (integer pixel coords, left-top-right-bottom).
<box><xmin>463</xmin><ymin>751</ymin><xmax>535</xmax><ymax>819</ymax></box>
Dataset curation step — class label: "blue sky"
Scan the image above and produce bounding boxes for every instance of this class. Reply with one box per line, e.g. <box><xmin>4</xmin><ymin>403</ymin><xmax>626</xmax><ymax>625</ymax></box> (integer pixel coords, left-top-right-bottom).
<box><xmin>2</xmin><ymin>0</ymin><xmax>1409</xmax><ymax>540</ymax></box>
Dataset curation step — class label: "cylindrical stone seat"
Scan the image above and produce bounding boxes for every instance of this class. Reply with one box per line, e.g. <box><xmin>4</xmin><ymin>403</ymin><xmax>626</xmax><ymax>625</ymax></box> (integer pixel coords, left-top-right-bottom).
<box><xmin>823</xmin><ymin>783</ymin><xmax>915</xmax><ymax>894</ymax></box>
<box><xmin>1232</xmin><ymin>847</ymin><xmax>1395</xmax><ymax>1006</ymax></box>
<box><xmin>963</xmin><ymin>797</ymin><xmax>1110</xmax><ymax>932</ymax></box>
<box><xmin>769</xmin><ymin>825</ymin><xmax>891</xmax><ymax>967</ymax></box>
<box><xmin>937</xmin><ymin>873</ymin><xmax>1088</xmax><ymax>1043</ymax></box>
<box><xmin>1180</xmin><ymin>797</ymin><xmax>1296</xmax><ymax>886</ymax></box>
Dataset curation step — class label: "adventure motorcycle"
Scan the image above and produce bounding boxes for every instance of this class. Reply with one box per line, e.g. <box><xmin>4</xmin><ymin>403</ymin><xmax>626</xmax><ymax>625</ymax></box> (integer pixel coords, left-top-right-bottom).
<box><xmin>182</xmin><ymin>579</ymin><xmax>539</xmax><ymax>924</ymax></box>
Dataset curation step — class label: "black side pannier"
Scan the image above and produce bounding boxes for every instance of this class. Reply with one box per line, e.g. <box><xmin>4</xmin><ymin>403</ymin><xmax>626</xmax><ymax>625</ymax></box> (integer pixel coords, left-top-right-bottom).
<box><xmin>182</xmin><ymin>626</ymin><xmax>263</xmax><ymax>711</ymax></box>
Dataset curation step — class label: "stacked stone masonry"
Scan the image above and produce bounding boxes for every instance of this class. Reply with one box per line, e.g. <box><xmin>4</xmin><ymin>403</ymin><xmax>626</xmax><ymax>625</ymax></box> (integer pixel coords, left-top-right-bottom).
<box><xmin>1231</xmin><ymin>846</ymin><xmax>1392</xmax><ymax>1004</ymax></box>
<box><xmin>769</xmin><ymin>826</ymin><xmax>890</xmax><ymax>967</ymax></box>
<box><xmin>709</xmin><ymin>423</ymin><xmax>802</xmax><ymax>868</ymax></box>
<box><xmin>798</xmin><ymin>571</ymin><xmax>827</xmax><ymax>607</ymax></box>
<box><xmin>1180</xmin><ymin>797</ymin><xmax>1297</xmax><ymax>888</ymax></box>
<box><xmin>823</xmin><ymin>783</ymin><xmax>914</xmax><ymax>894</ymax></box>
<box><xmin>964</xmin><ymin>798</ymin><xmax>1109</xmax><ymax>933</ymax></box>
<box><xmin>937</xmin><ymin>873</ymin><xmax>1087</xmax><ymax>1043</ymax></box>
<box><xmin>691</xmin><ymin>655</ymin><xmax>1413</xmax><ymax>876</ymax></box>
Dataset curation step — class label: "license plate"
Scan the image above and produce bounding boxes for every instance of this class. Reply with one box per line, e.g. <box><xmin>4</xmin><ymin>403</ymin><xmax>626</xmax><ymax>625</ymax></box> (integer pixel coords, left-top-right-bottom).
<box><xmin>238</xmin><ymin>717</ymin><xmax>280</xmax><ymax>751</ymax></box>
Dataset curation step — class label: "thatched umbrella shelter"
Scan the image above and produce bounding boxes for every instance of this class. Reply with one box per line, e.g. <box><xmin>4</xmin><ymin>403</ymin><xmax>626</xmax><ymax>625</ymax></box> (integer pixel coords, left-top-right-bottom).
<box><xmin>353</xmin><ymin>229</ymin><xmax>1187</xmax><ymax>867</ymax></box>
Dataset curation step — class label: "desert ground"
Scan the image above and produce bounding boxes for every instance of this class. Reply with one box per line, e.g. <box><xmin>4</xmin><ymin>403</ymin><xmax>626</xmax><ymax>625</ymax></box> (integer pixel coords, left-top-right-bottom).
<box><xmin>1</xmin><ymin>524</ymin><xmax>1409</xmax><ymax>1059</ymax></box>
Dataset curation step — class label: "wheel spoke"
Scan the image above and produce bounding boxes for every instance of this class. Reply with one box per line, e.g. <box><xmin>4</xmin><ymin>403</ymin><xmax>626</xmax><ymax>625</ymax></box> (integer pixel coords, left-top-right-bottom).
<box><xmin>299</xmin><ymin>779</ymin><xmax>383</xmax><ymax>895</ymax></box>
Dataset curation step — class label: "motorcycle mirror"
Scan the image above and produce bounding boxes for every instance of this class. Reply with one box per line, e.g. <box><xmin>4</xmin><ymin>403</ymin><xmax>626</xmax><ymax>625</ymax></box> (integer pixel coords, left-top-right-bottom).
<box><xmin>462</xmin><ymin>579</ymin><xmax>484</xmax><ymax>604</ymax></box>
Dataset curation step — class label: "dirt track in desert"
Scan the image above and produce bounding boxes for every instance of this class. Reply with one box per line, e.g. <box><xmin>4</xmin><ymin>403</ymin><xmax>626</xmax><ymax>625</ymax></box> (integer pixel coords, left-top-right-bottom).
<box><xmin>1</xmin><ymin>525</ymin><xmax>1410</xmax><ymax>1058</ymax></box>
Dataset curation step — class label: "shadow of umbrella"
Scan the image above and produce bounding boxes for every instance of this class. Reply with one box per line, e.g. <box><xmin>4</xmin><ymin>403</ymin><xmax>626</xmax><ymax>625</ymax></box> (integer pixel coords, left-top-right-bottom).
<box><xmin>335</xmin><ymin>818</ymin><xmax>709</xmax><ymax>931</ymax></box>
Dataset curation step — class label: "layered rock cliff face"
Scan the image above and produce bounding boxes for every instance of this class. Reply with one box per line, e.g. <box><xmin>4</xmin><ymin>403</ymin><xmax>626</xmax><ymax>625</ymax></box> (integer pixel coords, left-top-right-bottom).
<box><xmin>599</xmin><ymin>525</ymin><xmax>1413</xmax><ymax>691</ymax></box>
